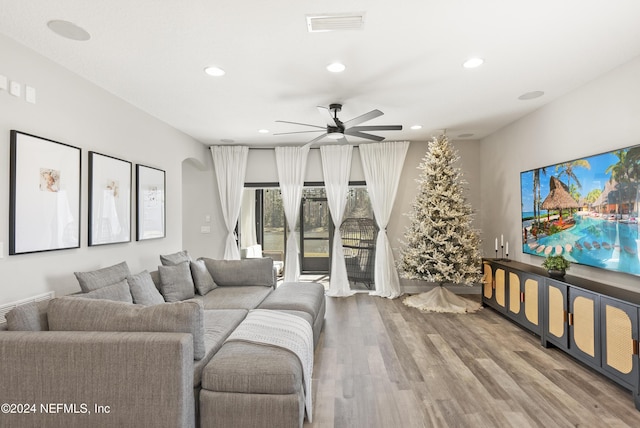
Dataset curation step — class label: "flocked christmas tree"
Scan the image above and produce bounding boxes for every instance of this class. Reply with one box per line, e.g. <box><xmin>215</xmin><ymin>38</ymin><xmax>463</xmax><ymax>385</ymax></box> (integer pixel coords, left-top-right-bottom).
<box><xmin>398</xmin><ymin>134</ymin><xmax>482</xmax><ymax>313</ymax></box>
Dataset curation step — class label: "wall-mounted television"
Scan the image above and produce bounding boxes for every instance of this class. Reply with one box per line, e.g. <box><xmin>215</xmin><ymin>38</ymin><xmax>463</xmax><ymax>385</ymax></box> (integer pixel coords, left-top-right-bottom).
<box><xmin>520</xmin><ymin>144</ymin><xmax>640</xmax><ymax>276</ymax></box>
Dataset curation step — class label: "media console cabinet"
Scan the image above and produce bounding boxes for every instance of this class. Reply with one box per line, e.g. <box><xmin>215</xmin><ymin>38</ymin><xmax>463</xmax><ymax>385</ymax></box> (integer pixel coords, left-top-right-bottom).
<box><xmin>482</xmin><ymin>258</ymin><xmax>640</xmax><ymax>410</ymax></box>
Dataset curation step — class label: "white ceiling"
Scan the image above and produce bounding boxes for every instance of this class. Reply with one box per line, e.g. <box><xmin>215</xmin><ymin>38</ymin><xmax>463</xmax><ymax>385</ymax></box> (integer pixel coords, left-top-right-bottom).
<box><xmin>2</xmin><ymin>1</ymin><xmax>640</xmax><ymax>147</ymax></box>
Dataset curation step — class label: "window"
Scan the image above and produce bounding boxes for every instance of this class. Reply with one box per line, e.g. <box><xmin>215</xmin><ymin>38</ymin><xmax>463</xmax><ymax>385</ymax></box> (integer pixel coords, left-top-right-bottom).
<box><xmin>240</xmin><ymin>184</ymin><xmax>374</xmax><ymax>270</ymax></box>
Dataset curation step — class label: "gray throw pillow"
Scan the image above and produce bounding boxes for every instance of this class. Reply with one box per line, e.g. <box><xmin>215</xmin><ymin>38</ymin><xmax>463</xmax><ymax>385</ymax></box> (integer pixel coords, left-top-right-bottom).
<box><xmin>190</xmin><ymin>260</ymin><xmax>217</xmax><ymax>295</ymax></box>
<box><xmin>74</xmin><ymin>261</ymin><xmax>131</xmax><ymax>293</ymax></box>
<box><xmin>199</xmin><ymin>257</ymin><xmax>275</xmax><ymax>287</ymax></box>
<box><xmin>158</xmin><ymin>262</ymin><xmax>195</xmax><ymax>302</ymax></box>
<box><xmin>127</xmin><ymin>270</ymin><xmax>166</xmax><ymax>305</ymax></box>
<box><xmin>48</xmin><ymin>297</ymin><xmax>205</xmax><ymax>360</ymax></box>
<box><xmin>160</xmin><ymin>250</ymin><xmax>192</xmax><ymax>266</ymax></box>
<box><xmin>76</xmin><ymin>279</ymin><xmax>133</xmax><ymax>303</ymax></box>
<box><xmin>6</xmin><ymin>300</ymin><xmax>50</xmax><ymax>331</ymax></box>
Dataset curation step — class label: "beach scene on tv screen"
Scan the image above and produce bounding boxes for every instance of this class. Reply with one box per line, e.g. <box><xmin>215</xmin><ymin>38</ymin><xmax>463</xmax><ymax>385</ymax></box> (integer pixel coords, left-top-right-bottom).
<box><xmin>521</xmin><ymin>144</ymin><xmax>640</xmax><ymax>276</ymax></box>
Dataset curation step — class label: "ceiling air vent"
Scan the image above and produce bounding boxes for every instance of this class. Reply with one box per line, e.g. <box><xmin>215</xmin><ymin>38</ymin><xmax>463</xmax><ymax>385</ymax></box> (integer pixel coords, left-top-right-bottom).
<box><xmin>306</xmin><ymin>13</ymin><xmax>365</xmax><ymax>32</ymax></box>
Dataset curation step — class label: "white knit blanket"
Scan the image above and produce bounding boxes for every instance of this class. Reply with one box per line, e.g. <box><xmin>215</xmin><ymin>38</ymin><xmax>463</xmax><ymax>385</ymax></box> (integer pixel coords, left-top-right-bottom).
<box><xmin>225</xmin><ymin>309</ymin><xmax>314</xmax><ymax>422</ymax></box>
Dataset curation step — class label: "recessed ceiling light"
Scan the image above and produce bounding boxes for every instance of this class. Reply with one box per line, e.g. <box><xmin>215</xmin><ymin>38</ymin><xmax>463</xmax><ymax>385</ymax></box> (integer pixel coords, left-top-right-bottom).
<box><xmin>410</xmin><ymin>125</ymin><xmax>422</xmax><ymax>130</ymax></box>
<box><xmin>326</xmin><ymin>62</ymin><xmax>346</xmax><ymax>73</ymax></box>
<box><xmin>258</xmin><ymin>129</ymin><xmax>269</xmax><ymax>134</ymax></box>
<box><xmin>220</xmin><ymin>139</ymin><xmax>235</xmax><ymax>143</ymax></box>
<box><xmin>204</xmin><ymin>66</ymin><xmax>225</xmax><ymax>77</ymax></box>
<box><xmin>458</xmin><ymin>133</ymin><xmax>475</xmax><ymax>138</ymax></box>
<box><xmin>47</xmin><ymin>20</ymin><xmax>91</xmax><ymax>41</ymax></box>
<box><xmin>463</xmin><ymin>57</ymin><xmax>484</xmax><ymax>69</ymax></box>
<box><xmin>518</xmin><ymin>91</ymin><xmax>544</xmax><ymax>100</ymax></box>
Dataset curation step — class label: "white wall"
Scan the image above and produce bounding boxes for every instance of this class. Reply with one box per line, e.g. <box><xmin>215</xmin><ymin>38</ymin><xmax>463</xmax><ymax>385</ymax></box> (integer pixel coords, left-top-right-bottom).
<box><xmin>181</xmin><ymin>155</ymin><xmax>227</xmax><ymax>259</ymax></box>
<box><xmin>480</xmin><ymin>55</ymin><xmax>640</xmax><ymax>291</ymax></box>
<box><xmin>0</xmin><ymin>34</ymin><xmax>209</xmax><ymax>305</ymax></box>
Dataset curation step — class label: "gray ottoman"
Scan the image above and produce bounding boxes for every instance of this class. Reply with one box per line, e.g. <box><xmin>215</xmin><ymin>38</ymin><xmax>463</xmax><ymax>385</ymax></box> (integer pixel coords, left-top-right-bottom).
<box><xmin>257</xmin><ymin>281</ymin><xmax>325</xmax><ymax>346</ymax></box>
<box><xmin>199</xmin><ymin>310</ymin><xmax>312</xmax><ymax>428</ymax></box>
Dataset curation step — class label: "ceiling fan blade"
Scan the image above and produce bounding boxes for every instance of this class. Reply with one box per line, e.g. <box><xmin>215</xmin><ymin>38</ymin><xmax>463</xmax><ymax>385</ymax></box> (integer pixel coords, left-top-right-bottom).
<box><xmin>275</xmin><ymin>120</ymin><xmax>326</xmax><ymax>129</ymax></box>
<box><xmin>273</xmin><ymin>130</ymin><xmax>325</xmax><ymax>136</ymax></box>
<box><xmin>343</xmin><ymin>129</ymin><xmax>385</xmax><ymax>142</ymax></box>
<box><xmin>317</xmin><ymin>106</ymin><xmax>338</xmax><ymax>127</ymax></box>
<box><xmin>343</xmin><ymin>109</ymin><xmax>383</xmax><ymax>128</ymax></box>
<box><xmin>308</xmin><ymin>133</ymin><xmax>328</xmax><ymax>144</ymax></box>
<box><xmin>348</xmin><ymin>125</ymin><xmax>403</xmax><ymax>132</ymax></box>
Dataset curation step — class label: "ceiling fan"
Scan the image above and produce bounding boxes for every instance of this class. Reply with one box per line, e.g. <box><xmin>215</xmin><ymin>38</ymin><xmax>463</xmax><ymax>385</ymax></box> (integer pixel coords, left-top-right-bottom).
<box><xmin>274</xmin><ymin>103</ymin><xmax>402</xmax><ymax>144</ymax></box>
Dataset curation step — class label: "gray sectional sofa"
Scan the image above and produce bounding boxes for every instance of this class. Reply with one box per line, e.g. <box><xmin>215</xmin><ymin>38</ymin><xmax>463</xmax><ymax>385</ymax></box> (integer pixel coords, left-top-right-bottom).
<box><xmin>0</xmin><ymin>254</ymin><xmax>325</xmax><ymax>428</ymax></box>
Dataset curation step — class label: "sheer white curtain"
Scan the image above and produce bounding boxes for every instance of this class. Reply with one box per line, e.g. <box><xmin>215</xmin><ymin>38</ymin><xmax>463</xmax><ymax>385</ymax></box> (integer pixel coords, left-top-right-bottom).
<box><xmin>240</xmin><ymin>189</ymin><xmax>257</xmax><ymax>249</ymax></box>
<box><xmin>275</xmin><ymin>144</ymin><xmax>310</xmax><ymax>282</ymax></box>
<box><xmin>321</xmin><ymin>145</ymin><xmax>355</xmax><ymax>297</ymax></box>
<box><xmin>359</xmin><ymin>141</ymin><xmax>410</xmax><ymax>298</ymax></box>
<box><xmin>211</xmin><ymin>146</ymin><xmax>249</xmax><ymax>260</ymax></box>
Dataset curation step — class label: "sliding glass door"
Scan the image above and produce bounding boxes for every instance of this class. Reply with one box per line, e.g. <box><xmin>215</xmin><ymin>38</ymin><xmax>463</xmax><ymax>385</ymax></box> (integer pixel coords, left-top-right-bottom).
<box><xmin>300</xmin><ymin>189</ymin><xmax>332</xmax><ymax>273</ymax></box>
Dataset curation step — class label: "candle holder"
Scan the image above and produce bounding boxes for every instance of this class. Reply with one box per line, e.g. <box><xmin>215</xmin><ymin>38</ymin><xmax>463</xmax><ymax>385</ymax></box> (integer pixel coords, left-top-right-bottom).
<box><xmin>496</xmin><ymin>245</ymin><xmax>511</xmax><ymax>262</ymax></box>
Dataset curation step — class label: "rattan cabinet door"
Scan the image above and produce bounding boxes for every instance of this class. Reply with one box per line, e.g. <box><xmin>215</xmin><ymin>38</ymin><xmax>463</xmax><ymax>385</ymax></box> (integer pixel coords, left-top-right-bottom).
<box><xmin>523</xmin><ymin>276</ymin><xmax>541</xmax><ymax>329</ymax></box>
<box><xmin>544</xmin><ymin>279</ymin><xmax>569</xmax><ymax>350</ymax></box>
<box><xmin>505</xmin><ymin>270</ymin><xmax>542</xmax><ymax>335</ymax></box>
<box><xmin>508</xmin><ymin>271</ymin><xmax>521</xmax><ymax>316</ymax></box>
<box><xmin>601</xmin><ymin>297</ymin><xmax>638</xmax><ymax>389</ymax></box>
<box><xmin>568</xmin><ymin>288</ymin><xmax>601</xmax><ymax>367</ymax></box>
<box><xmin>482</xmin><ymin>262</ymin><xmax>507</xmax><ymax>313</ymax></box>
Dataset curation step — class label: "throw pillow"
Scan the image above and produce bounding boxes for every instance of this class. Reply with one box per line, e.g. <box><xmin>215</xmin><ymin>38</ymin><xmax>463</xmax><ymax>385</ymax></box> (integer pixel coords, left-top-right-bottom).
<box><xmin>160</xmin><ymin>250</ymin><xmax>192</xmax><ymax>266</ymax></box>
<box><xmin>158</xmin><ymin>262</ymin><xmax>195</xmax><ymax>302</ymax></box>
<box><xmin>48</xmin><ymin>297</ymin><xmax>205</xmax><ymax>360</ymax></box>
<box><xmin>76</xmin><ymin>279</ymin><xmax>133</xmax><ymax>303</ymax></box>
<box><xmin>74</xmin><ymin>261</ymin><xmax>131</xmax><ymax>293</ymax></box>
<box><xmin>199</xmin><ymin>257</ymin><xmax>275</xmax><ymax>287</ymax></box>
<box><xmin>5</xmin><ymin>300</ymin><xmax>50</xmax><ymax>331</ymax></box>
<box><xmin>190</xmin><ymin>260</ymin><xmax>217</xmax><ymax>295</ymax></box>
<box><xmin>127</xmin><ymin>270</ymin><xmax>166</xmax><ymax>305</ymax></box>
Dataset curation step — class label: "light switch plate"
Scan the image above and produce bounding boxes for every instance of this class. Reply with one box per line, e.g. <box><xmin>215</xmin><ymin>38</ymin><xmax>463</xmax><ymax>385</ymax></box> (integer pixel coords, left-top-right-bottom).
<box><xmin>0</xmin><ymin>75</ymin><xmax>7</xmax><ymax>91</ymax></box>
<box><xmin>0</xmin><ymin>242</ymin><xmax>3</xmax><ymax>258</ymax></box>
<box><xmin>205</xmin><ymin>214</ymin><xmax>211</xmax><ymax>223</ymax></box>
<box><xmin>9</xmin><ymin>80</ymin><xmax>21</xmax><ymax>97</ymax></box>
<box><xmin>26</xmin><ymin>86</ymin><xmax>36</xmax><ymax>104</ymax></box>
<box><xmin>200</xmin><ymin>226</ymin><xmax>211</xmax><ymax>234</ymax></box>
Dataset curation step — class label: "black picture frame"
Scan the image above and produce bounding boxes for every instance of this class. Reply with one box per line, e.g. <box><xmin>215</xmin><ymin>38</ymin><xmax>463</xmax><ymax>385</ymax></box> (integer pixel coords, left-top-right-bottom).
<box><xmin>136</xmin><ymin>164</ymin><xmax>166</xmax><ymax>240</ymax></box>
<box><xmin>88</xmin><ymin>152</ymin><xmax>132</xmax><ymax>246</ymax></box>
<box><xmin>9</xmin><ymin>130</ymin><xmax>81</xmax><ymax>255</ymax></box>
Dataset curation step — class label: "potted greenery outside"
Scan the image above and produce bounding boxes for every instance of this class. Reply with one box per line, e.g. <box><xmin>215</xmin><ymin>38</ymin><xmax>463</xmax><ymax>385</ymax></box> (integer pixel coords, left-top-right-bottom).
<box><xmin>542</xmin><ymin>254</ymin><xmax>571</xmax><ymax>278</ymax></box>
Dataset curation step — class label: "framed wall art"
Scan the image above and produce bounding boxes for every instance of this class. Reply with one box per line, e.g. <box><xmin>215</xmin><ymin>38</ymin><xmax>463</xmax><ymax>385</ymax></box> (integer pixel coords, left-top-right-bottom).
<box><xmin>9</xmin><ymin>130</ymin><xmax>81</xmax><ymax>255</ymax></box>
<box><xmin>88</xmin><ymin>152</ymin><xmax>132</xmax><ymax>246</ymax></box>
<box><xmin>136</xmin><ymin>164</ymin><xmax>165</xmax><ymax>241</ymax></box>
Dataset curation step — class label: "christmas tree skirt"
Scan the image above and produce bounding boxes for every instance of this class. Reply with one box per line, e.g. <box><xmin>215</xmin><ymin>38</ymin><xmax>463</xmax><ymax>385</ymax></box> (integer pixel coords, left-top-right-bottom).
<box><xmin>403</xmin><ymin>286</ymin><xmax>481</xmax><ymax>314</ymax></box>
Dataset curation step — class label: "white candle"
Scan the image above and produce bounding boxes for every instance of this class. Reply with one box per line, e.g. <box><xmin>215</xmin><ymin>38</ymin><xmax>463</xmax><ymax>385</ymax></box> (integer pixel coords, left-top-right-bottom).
<box><xmin>495</xmin><ymin>238</ymin><xmax>498</xmax><ymax>251</ymax></box>
<box><xmin>506</xmin><ymin>242</ymin><xmax>509</xmax><ymax>255</ymax></box>
<box><xmin>501</xmin><ymin>234</ymin><xmax>504</xmax><ymax>246</ymax></box>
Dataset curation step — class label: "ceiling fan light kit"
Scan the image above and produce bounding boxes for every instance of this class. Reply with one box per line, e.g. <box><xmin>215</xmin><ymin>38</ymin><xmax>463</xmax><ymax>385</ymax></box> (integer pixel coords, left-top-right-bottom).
<box><xmin>275</xmin><ymin>103</ymin><xmax>402</xmax><ymax>144</ymax></box>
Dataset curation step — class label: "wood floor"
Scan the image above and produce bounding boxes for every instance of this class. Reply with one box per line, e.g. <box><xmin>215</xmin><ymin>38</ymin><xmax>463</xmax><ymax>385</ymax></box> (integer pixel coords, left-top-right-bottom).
<box><xmin>305</xmin><ymin>293</ymin><xmax>640</xmax><ymax>428</ymax></box>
